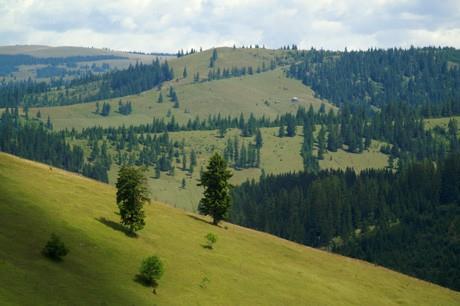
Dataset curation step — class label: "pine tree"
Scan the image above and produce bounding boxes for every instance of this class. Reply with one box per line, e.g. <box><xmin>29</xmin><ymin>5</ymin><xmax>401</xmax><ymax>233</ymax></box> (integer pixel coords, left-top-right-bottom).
<box><xmin>286</xmin><ymin>116</ymin><xmax>296</xmax><ymax>137</ymax></box>
<box><xmin>318</xmin><ymin>126</ymin><xmax>326</xmax><ymax>160</ymax></box>
<box><xmin>183</xmin><ymin>66</ymin><xmax>188</xmax><ymax>78</ymax></box>
<box><xmin>46</xmin><ymin>115</ymin><xmax>53</xmax><ymax>129</ymax></box>
<box><xmin>157</xmin><ymin>92</ymin><xmax>163</xmax><ymax>103</ymax></box>
<box><xmin>255</xmin><ymin>129</ymin><xmax>263</xmax><ymax>149</ymax></box>
<box><xmin>198</xmin><ymin>153</ymin><xmax>233</xmax><ymax>225</ymax></box>
<box><xmin>116</xmin><ymin>166</ymin><xmax>150</xmax><ymax>234</ymax></box>
<box><xmin>278</xmin><ymin>125</ymin><xmax>285</xmax><ymax>137</ymax></box>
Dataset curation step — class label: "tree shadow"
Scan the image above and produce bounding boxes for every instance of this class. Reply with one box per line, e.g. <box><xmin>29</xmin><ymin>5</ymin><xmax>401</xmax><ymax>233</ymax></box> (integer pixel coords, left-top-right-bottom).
<box><xmin>187</xmin><ymin>214</ymin><xmax>213</xmax><ymax>225</ymax></box>
<box><xmin>95</xmin><ymin>217</ymin><xmax>137</xmax><ymax>238</ymax></box>
<box><xmin>133</xmin><ymin>275</ymin><xmax>159</xmax><ymax>294</ymax></box>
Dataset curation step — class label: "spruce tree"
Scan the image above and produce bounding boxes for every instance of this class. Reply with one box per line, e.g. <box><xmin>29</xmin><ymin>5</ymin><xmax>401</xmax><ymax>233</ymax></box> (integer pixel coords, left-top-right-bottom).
<box><xmin>116</xmin><ymin>166</ymin><xmax>150</xmax><ymax>234</ymax></box>
<box><xmin>318</xmin><ymin>126</ymin><xmax>326</xmax><ymax>160</ymax></box>
<box><xmin>198</xmin><ymin>153</ymin><xmax>233</xmax><ymax>225</ymax></box>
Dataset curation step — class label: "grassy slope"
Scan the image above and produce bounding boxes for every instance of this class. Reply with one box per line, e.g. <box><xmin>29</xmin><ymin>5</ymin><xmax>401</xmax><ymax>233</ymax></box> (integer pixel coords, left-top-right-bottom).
<box><xmin>0</xmin><ymin>152</ymin><xmax>458</xmax><ymax>305</ymax></box>
<box><xmin>104</xmin><ymin>127</ymin><xmax>388</xmax><ymax>211</ymax></box>
<box><xmin>28</xmin><ymin>47</ymin><xmax>334</xmax><ymax>131</ymax></box>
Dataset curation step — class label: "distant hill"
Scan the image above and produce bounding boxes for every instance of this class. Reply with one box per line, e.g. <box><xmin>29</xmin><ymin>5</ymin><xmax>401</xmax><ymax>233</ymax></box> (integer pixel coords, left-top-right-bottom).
<box><xmin>0</xmin><ymin>152</ymin><xmax>459</xmax><ymax>305</ymax></box>
<box><xmin>0</xmin><ymin>45</ymin><xmax>173</xmax><ymax>82</ymax></box>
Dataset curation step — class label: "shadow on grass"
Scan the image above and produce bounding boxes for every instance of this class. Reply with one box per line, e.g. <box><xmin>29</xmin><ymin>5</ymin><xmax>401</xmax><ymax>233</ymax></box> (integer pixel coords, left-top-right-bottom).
<box><xmin>187</xmin><ymin>214</ymin><xmax>213</xmax><ymax>225</ymax></box>
<box><xmin>134</xmin><ymin>275</ymin><xmax>158</xmax><ymax>294</ymax></box>
<box><xmin>95</xmin><ymin>217</ymin><xmax>137</xmax><ymax>238</ymax></box>
<box><xmin>201</xmin><ymin>244</ymin><xmax>213</xmax><ymax>250</ymax></box>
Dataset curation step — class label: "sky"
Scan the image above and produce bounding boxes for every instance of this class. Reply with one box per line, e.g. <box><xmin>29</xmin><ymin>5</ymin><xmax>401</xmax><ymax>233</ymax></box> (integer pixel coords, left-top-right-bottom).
<box><xmin>1</xmin><ymin>0</ymin><xmax>460</xmax><ymax>53</ymax></box>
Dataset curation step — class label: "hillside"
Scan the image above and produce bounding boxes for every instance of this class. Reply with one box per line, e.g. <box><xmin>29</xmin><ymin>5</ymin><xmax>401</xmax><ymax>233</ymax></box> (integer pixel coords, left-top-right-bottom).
<box><xmin>104</xmin><ymin>127</ymin><xmax>388</xmax><ymax>211</ymax></box>
<box><xmin>0</xmin><ymin>45</ymin><xmax>169</xmax><ymax>59</ymax></box>
<box><xmin>0</xmin><ymin>152</ymin><xmax>458</xmax><ymax>305</ymax></box>
<box><xmin>0</xmin><ymin>45</ymin><xmax>170</xmax><ymax>82</ymax></box>
<box><xmin>26</xmin><ymin>46</ymin><xmax>335</xmax><ymax>131</ymax></box>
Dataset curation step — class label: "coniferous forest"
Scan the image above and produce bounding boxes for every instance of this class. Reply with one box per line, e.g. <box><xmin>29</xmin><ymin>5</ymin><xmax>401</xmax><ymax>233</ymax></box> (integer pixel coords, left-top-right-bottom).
<box><xmin>0</xmin><ymin>59</ymin><xmax>173</xmax><ymax>107</ymax></box>
<box><xmin>288</xmin><ymin>47</ymin><xmax>460</xmax><ymax>116</ymax></box>
<box><xmin>231</xmin><ymin>154</ymin><xmax>460</xmax><ymax>290</ymax></box>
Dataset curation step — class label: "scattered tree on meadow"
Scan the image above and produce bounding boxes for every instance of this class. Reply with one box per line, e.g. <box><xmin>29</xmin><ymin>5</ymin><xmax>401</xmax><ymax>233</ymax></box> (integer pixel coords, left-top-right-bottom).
<box><xmin>138</xmin><ymin>255</ymin><xmax>164</xmax><ymax>291</ymax></box>
<box><xmin>198</xmin><ymin>153</ymin><xmax>233</xmax><ymax>225</ymax></box>
<box><xmin>42</xmin><ymin>233</ymin><xmax>69</xmax><ymax>261</ymax></box>
<box><xmin>204</xmin><ymin>233</ymin><xmax>218</xmax><ymax>249</ymax></box>
<box><xmin>116</xmin><ymin>166</ymin><xmax>150</xmax><ymax>234</ymax></box>
<box><xmin>157</xmin><ymin>92</ymin><xmax>163</xmax><ymax>103</ymax></box>
<box><xmin>100</xmin><ymin>102</ymin><xmax>111</xmax><ymax>116</ymax></box>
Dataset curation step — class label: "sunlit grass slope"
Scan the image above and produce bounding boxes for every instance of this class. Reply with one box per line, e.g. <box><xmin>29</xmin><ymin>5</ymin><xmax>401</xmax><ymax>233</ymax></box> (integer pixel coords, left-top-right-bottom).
<box><xmin>1</xmin><ymin>152</ymin><xmax>459</xmax><ymax>305</ymax></box>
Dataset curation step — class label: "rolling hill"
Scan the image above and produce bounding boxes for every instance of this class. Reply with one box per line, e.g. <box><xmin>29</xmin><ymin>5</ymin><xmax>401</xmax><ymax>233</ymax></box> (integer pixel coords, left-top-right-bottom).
<box><xmin>103</xmin><ymin>127</ymin><xmax>388</xmax><ymax>211</ymax></box>
<box><xmin>19</xmin><ymin>47</ymin><xmax>333</xmax><ymax>130</ymax></box>
<box><xmin>0</xmin><ymin>45</ymin><xmax>172</xmax><ymax>82</ymax></box>
<box><xmin>0</xmin><ymin>152</ymin><xmax>459</xmax><ymax>305</ymax></box>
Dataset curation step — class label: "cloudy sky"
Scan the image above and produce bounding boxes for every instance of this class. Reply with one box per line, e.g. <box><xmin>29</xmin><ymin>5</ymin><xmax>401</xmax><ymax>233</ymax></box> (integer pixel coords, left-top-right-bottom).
<box><xmin>1</xmin><ymin>0</ymin><xmax>460</xmax><ymax>53</ymax></box>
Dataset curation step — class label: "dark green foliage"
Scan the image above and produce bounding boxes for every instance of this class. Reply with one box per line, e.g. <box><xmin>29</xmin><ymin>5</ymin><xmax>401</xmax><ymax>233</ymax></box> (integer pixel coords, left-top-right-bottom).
<box><xmin>278</xmin><ymin>124</ymin><xmax>285</xmax><ymax>137</ymax></box>
<box><xmin>198</xmin><ymin>153</ymin><xmax>233</xmax><ymax>225</ymax></box>
<box><xmin>317</xmin><ymin>125</ymin><xmax>327</xmax><ymax>159</ymax></box>
<box><xmin>223</xmin><ymin>137</ymin><xmax>259</xmax><ymax>169</ymax></box>
<box><xmin>118</xmin><ymin>100</ymin><xmax>132</xmax><ymax>115</ymax></box>
<box><xmin>285</xmin><ymin>114</ymin><xmax>296</xmax><ymax>137</ymax></box>
<box><xmin>231</xmin><ymin>154</ymin><xmax>460</xmax><ymax>290</ymax></box>
<box><xmin>0</xmin><ymin>59</ymin><xmax>173</xmax><ymax>107</ymax></box>
<box><xmin>0</xmin><ymin>109</ymin><xmax>88</xmax><ymax>174</ymax></box>
<box><xmin>209</xmin><ymin>49</ymin><xmax>218</xmax><ymax>68</ymax></box>
<box><xmin>100</xmin><ymin>102</ymin><xmax>111</xmax><ymax>116</ymax></box>
<box><xmin>138</xmin><ymin>255</ymin><xmax>164</xmax><ymax>286</ymax></box>
<box><xmin>116</xmin><ymin>166</ymin><xmax>150</xmax><ymax>234</ymax></box>
<box><xmin>42</xmin><ymin>234</ymin><xmax>69</xmax><ymax>261</ymax></box>
<box><xmin>255</xmin><ymin>129</ymin><xmax>263</xmax><ymax>149</ymax></box>
<box><xmin>288</xmin><ymin>47</ymin><xmax>460</xmax><ymax>116</ymax></box>
<box><xmin>193</xmin><ymin>72</ymin><xmax>200</xmax><ymax>82</ymax></box>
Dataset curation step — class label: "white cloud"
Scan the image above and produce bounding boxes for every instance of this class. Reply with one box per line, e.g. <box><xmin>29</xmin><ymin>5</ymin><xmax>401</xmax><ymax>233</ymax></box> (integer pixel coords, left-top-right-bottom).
<box><xmin>0</xmin><ymin>0</ymin><xmax>459</xmax><ymax>52</ymax></box>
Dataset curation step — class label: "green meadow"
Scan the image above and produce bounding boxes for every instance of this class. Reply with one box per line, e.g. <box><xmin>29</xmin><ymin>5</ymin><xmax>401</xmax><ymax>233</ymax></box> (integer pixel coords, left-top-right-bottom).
<box><xmin>1</xmin><ymin>152</ymin><xmax>458</xmax><ymax>305</ymax></box>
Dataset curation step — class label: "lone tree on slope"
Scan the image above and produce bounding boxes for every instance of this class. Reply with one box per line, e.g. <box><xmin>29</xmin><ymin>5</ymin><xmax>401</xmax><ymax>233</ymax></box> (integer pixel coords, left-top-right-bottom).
<box><xmin>116</xmin><ymin>166</ymin><xmax>150</xmax><ymax>234</ymax></box>
<box><xmin>198</xmin><ymin>152</ymin><xmax>233</xmax><ymax>225</ymax></box>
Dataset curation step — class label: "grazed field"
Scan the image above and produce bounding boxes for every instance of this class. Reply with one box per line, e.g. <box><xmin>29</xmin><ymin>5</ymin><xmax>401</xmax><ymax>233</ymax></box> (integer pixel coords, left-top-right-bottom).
<box><xmin>102</xmin><ymin>127</ymin><xmax>388</xmax><ymax>211</ymax></box>
<box><xmin>30</xmin><ymin>69</ymin><xmax>334</xmax><ymax>131</ymax></box>
<box><xmin>1</xmin><ymin>152</ymin><xmax>458</xmax><ymax>306</ymax></box>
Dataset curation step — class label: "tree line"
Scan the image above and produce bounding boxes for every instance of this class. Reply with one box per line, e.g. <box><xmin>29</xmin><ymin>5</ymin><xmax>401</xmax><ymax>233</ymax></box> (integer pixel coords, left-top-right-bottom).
<box><xmin>231</xmin><ymin>153</ymin><xmax>460</xmax><ymax>290</ymax></box>
<box><xmin>288</xmin><ymin>47</ymin><xmax>460</xmax><ymax>116</ymax></box>
<box><xmin>0</xmin><ymin>59</ymin><xmax>173</xmax><ymax>107</ymax></box>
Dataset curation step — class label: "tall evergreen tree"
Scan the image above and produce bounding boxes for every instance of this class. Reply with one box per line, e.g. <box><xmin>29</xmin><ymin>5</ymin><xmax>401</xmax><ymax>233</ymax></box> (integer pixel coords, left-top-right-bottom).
<box><xmin>198</xmin><ymin>153</ymin><xmax>233</xmax><ymax>225</ymax></box>
<box><xmin>116</xmin><ymin>166</ymin><xmax>150</xmax><ymax>234</ymax></box>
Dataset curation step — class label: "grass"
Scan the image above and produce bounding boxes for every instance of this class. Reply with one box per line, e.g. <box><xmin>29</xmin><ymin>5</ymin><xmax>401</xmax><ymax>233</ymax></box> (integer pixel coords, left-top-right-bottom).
<box><xmin>425</xmin><ymin>116</ymin><xmax>460</xmax><ymax>129</ymax></box>
<box><xmin>1</xmin><ymin>152</ymin><xmax>459</xmax><ymax>305</ymax></box>
<box><xmin>169</xmin><ymin>47</ymin><xmax>283</xmax><ymax>83</ymax></box>
<box><xmin>319</xmin><ymin>140</ymin><xmax>389</xmax><ymax>172</ymax></box>
<box><xmin>25</xmin><ymin>47</ymin><xmax>334</xmax><ymax>131</ymax></box>
<box><xmin>29</xmin><ymin>69</ymin><xmax>334</xmax><ymax>131</ymax></box>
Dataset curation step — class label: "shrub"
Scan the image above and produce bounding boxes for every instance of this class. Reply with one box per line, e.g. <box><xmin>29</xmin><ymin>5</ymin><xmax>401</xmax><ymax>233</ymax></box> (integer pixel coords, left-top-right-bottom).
<box><xmin>42</xmin><ymin>234</ymin><xmax>69</xmax><ymax>261</ymax></box>
<box><xmin>139</xmin><ymin>256</ymin><xmax>164</xmax><ymax>286</ymax></box>
<box><xmin>205</xmin><ymin>233</ymin><xmax>218</xmax><ymax>249</ymax></box>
